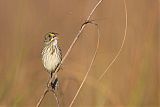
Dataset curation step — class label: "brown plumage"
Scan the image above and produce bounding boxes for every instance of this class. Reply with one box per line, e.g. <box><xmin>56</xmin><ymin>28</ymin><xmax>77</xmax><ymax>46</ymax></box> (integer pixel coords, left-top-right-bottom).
<box><xmin>42</xmin><ymin>32</ymin><xmax>62</xmax><ymax>90</ymax></box>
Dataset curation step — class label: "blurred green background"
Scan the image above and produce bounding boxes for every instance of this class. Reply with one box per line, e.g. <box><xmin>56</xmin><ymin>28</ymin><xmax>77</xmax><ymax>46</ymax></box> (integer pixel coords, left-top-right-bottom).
<box><xmin>0</xmin><ymin>0</ymin><xmax>159</xmax><ymax>107</ymax></box>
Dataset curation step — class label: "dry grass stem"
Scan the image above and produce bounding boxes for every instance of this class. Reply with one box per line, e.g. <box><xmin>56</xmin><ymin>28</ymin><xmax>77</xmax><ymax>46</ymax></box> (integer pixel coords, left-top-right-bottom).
<box><xmin>36</xmin><ymin>88</ymin><xmax>48</xmax><ymax>107</ymax></box>
<box><xmin>51</xmin><ymin>90</ymin><xmax>60</xmax><ymax>107</ymax></box>
<box><xmin>36</xmin><ymin>88</ymin><xmax>59</xmax><ymax>107</ymax></box>
<box><xmin>48</xmin><ymin>0</ymin><xmax>103</xmax><ymax>88</ymax></box>
<box><xmin>98</xmin><ymin>0</ymin><xmax>128</xmax><ymax>81</ymax></box>
<box><xmin>36</xmin><ymin>0</ymin><xmax>103</xmax><ymax>106</ymax></box>
<box><xmin>69</xmin><ymin>25</ymin><xmax>100</xmax><ymax>107</ymax></box>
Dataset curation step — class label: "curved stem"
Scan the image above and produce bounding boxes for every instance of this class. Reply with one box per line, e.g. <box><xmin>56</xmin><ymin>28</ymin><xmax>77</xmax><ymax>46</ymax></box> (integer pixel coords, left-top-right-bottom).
<box><xmin>69</xmin><ymin>25</ymin><xmax>100</xmax><ymax>107</ymax></box>
<box><xmin>36</xmin><ymin>0</ymin><xmax>103</xmax><ymax>106</ymax></box>
<box><xmin>98</xmin><ymin>0</ymin><xmax>128</xmax><ymax>81</ymax></box>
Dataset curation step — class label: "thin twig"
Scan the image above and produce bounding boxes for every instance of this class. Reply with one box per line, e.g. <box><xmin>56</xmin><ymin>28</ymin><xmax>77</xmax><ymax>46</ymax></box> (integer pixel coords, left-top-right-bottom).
<box><xmin>86</xmin><ymin>0</ymin><xmax>103</xmax><ymax>21</ymax></box>
<box><xmin>47</xmin><ymin>0</ymin><xmax>103</xmax><ymax>88</ymax></box>
<box><xmin>36</xmin><ymin>88</ymin><xmax>48</xmax><ymax>107</ymax></box>
<box><xmin>36</xmin><ymin>0</ymin><xmax>103</xmax><ymax>106</ymax></box>
<box><xmin>51</xmin><ymin>90</ymin><xmax>60</xmax><ymax>107</ymax></box>
<box><xmin>97</xmin><ymin>0</ymin><xmax>128</xmax><ymax>81</ymax></box>
<box><xmin>69</xmin><ymin>24</ymin><xmax>100</xmax><ymax>107</ymax></box>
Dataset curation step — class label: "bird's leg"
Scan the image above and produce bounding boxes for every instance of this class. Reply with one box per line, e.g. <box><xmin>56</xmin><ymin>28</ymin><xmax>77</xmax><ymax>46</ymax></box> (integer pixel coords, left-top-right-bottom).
<box><xmin>51</xmin><ymin>77</ymin><xmax>58</xmax><ymax>90</ymax></box>
<box><xmin>47</xmin><ymin>72</ymin><xmax>53</xmax><ymax>88</ymax></box>
<box><xmin>50</xmin><ymin>73</ymin><xmax>59</xmax><ymax>91</ymax></box>
<box><xmin>51</xmin><ymin>72</ymin><xmax>53</xmax><ymax>78</ymax></box>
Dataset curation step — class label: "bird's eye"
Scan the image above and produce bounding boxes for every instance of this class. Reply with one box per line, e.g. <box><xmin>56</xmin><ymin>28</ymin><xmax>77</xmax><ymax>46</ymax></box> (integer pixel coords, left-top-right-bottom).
<box><xmin>48</xmin><ymin>35</ymin><xmax>51</xmax><ymax>38</ymax></box>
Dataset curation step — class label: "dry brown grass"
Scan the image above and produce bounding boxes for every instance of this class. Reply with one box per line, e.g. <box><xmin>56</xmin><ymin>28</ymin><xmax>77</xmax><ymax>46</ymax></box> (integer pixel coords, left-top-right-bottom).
<box><xmin>0</xmin><ymin>0</ymin><xmax>159</xmax><ymax>107</ymax></box>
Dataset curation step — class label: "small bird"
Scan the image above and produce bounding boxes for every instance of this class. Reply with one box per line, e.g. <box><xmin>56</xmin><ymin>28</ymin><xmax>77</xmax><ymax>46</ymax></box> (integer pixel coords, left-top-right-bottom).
<box><xmin>42</xmin><ymin>32</ymin><xmax>62</xmax><ymax>90</ymax></box>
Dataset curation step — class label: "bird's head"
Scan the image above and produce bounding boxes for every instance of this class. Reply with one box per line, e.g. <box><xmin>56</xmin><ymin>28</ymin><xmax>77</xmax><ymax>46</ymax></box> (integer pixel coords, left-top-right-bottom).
<box><xmin>44</xmin><ymin>32</ymin><xmax>59</xmax><ymax>45</ymax></box>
